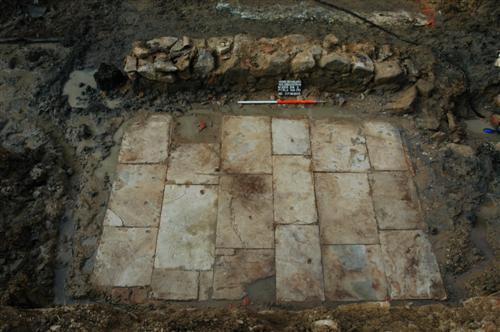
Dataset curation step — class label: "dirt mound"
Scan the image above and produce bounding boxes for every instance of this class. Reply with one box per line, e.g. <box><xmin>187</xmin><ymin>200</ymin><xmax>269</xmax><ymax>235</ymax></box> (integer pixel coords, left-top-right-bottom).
<box><xmin>0</xmin><ymin>129</ymin><xmax>67</xmax><ymax>307</ymax></box>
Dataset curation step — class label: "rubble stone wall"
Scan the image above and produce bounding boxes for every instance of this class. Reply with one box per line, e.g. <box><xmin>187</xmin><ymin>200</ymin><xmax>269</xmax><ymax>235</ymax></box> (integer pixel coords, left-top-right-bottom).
<box><xmin>124</xmin><ymin>34</ymin><xmax>408</xmax><ymax>93</ymax></box>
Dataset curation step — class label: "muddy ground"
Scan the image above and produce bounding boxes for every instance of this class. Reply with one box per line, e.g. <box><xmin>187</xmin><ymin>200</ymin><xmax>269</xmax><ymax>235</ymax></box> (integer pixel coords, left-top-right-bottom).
<box><xmin>0</xmin><ymin>0</ymin><xmax>499</xmax><ymax>329</ymax></box>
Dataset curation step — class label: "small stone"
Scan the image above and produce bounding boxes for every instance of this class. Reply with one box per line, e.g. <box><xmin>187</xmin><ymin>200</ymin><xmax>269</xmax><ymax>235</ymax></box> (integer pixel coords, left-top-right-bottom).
<box><xmin>194</xmin><ymin>49</ymin><xmax>215</xmax><ymax>77</ymax></box>
<box><xmin>431</xmin><ymin>131</ymin><xmax>447</xmax><ymax>143</ymax></box>
<box><xmin>322</xmin><ymin>34</ymin><xmax>339</xmax><ymax>51</ymax></box>
<box><xmin>312</xmin><ymin>319</ymin><xmax>340</xmax><ymax>332</ymax></box>
<box><xmin>137</xmin><ymin>59</ymin><xmax>156</xmax><ymax>80</ymax></box>
<box><xmin>291</xmin><ymin>50</ymin><xmax>316</xmax><ymax>73</ymax></box>
<box><xmin>494</xmin><ymin>142</ymin><xmax>500</xmax><ymax>152</ymax></box>
<box><xmin>447</xmin><ymin>143</ymin><xmax>475</xmax><ymax>158</ymax></box>
<box><xmin>416</xmin><ymin>78</ymin><xmax>434</xmax><ymax>97</ymax></box>
<box><xmin>170</xmin><ymin>36</ymin><xmax>192</xmax><ymax>57</ymax></box>
<box><xmin>374</xmin><ymin>60</ymin><xmax>403</xmax><ymax>85</ymax></box>
<box><xmin>156</xmin><ymin>73</ymin><xmax>176</xmax><ymax>83</ymax></box>
<box><xmin>208</xmin><ymin>36</ymin><xmax>233</xmax><ymax>55</ymax></box>
<box><xmin>252</xmin><ymin>50</ymin><xmax>290</xmax><ymax>76</ymax></box>
<box><xmin>94</xmin><ymin>63</ymin><xmax>127</xmax><ymax>91</ymax></box>
<box><xmin>403</xmin><ymin>58</ymin><xmax>419</xmax><ymax>80</ymax></box>
<box><xmin>132</xmin><ymin>41</ymin><xmax>150</xmax><ymax>58</ymax></box>
<box><xmin>319</xmin><ymin>52</ymin><xmax>351</xmax><ymax>73</ymax></box>
<box><xmin>384</xmin><ymin>85</ymin><xmax>417</xmax><ymax>113</ymax></box>
<box><xmin>495</xmin><ymin>94</ymin><xmax>500</xmax><ymax>107</ymax></box>
<box><xmin>124</xmin><ymin>56</ymin><xmax>138</xmax><ymax>73</ymax></box>
<box><xmin>174</xmin><ymin>53</ymin><xmax>191</xmax><ymax>72</ymax></box>
<box><xmin>154</xmin><ymin>59</ymin><xmax>178</xmax><ymax>73</ymax></box>
<box><xmin>490</xmin><ymin>113</ymin><xmax>500</xmax><ymax>127</ymax></box>
<box><xmin>377</xmin><ymin>44</ymin><xmax>393</xmax><ymax>61</ymax></box>
<box><xmin>146</xmin><ymin>36</ymin><xmax>178</xmax><ymax>51</ymax></box>
<box><xmin>351</xmin><ymin>53</ymin><xmax>374</xmax><ymax>84</ymax></box>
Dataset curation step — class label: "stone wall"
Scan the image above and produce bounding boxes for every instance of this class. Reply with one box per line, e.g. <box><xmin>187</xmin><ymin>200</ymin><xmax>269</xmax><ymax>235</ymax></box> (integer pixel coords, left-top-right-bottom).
<box><xmin>124</xmin><ymin>34</ymin><xmax>407</xmax><ymax>93</ymax></box>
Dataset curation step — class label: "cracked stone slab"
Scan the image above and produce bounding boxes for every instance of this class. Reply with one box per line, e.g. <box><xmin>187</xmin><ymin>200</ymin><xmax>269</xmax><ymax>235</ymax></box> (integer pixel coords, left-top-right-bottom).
<box><xmin>119</xmin><ymin>114</ymin><xmax>172</xmax><ymax>164</ymax></box>
<box><xmin>364</xmin><ymin>122</ymin><xmax>407</xmax><ymax>170</ymax></box>
<box><xmin>315</xmin><ymin>173</ymin><xmax>378</xmax><ymax>244</ymax></box>
<box><xmin>380</xmin><ymin>230</ymin><xmax>446</xmax><ymax>300</ymax></box>
<box><xmin>105</xmin><ymin>164</ymin><xmax>166</xmax><ymax>227</ymax></box>
<box><xmin>216</xmin><ymin>175</ymin><xmax>274</xmax><ymax>249</ymax></box>
<box><xmin>167</xmin><ymin>143</ymin><xmax>220</xmax><ymax>185</ymax></box>
<box><xmin>94</xmin><ymin>227</ymin><xmax>157</xmax><ymax>287</ymax></box>
<box><xmin>322</xmin><ymin>245</ymin><xmax>388</xmax><ymax>301</ymax></box>
<box><xmin>311</xmin><ymin>121</ymin><xmax>369</xmax><ymax>172</ymax></box>
<box><xmin>212</xmin><ymin>249</ymin><xmax>274</xmax><ymax>300</ymax></box>
<box><xmin>275</xmin><ymin>225</ymin><xmax>325</xmax><ymax>302</ymax></box>
<box><xmin>151</xmin><ymin>269</ymin><xmax>199</xmax><ymax>300</ymax></box>
<box><xmin>369</xmin><ymin>172</ymin><xmax>421</xmax><ymax>229</ymax></box>
<box><xmin>273</xmin><ymin>156</ymin><xmax>317</xmax><ymax>224</ymax></box>
<box><xmin>272</xmin><ymin>118</ymin><xmax>311</xmax><ymax>155</ymax></box>
<box><xmin>155</xmin><ymin>185</ymin><xmax>218</xmax><ymax>271</ymax></box>
<box><xmin>221</xmin><ymin>116</ymin><xmax>272</xmax><ymax>174</ymax></box>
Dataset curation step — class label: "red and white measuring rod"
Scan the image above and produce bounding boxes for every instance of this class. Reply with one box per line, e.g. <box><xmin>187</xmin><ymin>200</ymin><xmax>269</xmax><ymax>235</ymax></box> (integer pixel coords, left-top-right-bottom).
<box><xmin>238</xmin><ymin>100</ymin><xmax>325</xmax><ymax>105</ymax></box>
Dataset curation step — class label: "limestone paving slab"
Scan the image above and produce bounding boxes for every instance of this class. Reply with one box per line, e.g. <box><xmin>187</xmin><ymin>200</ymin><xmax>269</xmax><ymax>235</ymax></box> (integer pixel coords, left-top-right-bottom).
<box><xmin>315</xmin><ymin>173</ymin><xmax>378</xmax><ymax>244</ymax></box>
<box><xmin>167</xmin><ymin>143</ymin><xmax>220</xmax><ymax>185</ymax></box>
<box><xmin>199</xmin><ymin>270</ymin><xmax>214</xmax><ymax>301</ymax></box>
<box><xmin>380</xmin><ymin>230</ymin><xmax>446</xmax><ymax>300</ymax></box>
<box><xmin>272</xmin><ymin>118</ymin><xmax>311</xmax><ymax>155</ymax></box>
<box><xmin>311</xmin><ymin>121</ymin><xmax>369</xmax><ymax>172</ymax></box>
<box><xmin>275</xmin><ymin>225</ymin><xmax>325</xmax><ymax>302</ymax></box>
<box><xmin>216</xmin><ymin>175</ymin><xmax>274</xmax><ymax>248</ymax></box>
<box><xmin>94</xmin><ymin>226</ymin><xmax>157</xmax><ymax>287</ymax></box>
<box><xmin>119</xmin><ymin>114</ymin><xmax>172</xmax><ymax>164</ymax></box>
<box><xmin>155</xmin><ymin>185</ymin><xmax>218</xmax><ymax>271</ymax></box>
<box><xmin>105</xmin><ymin>164</ymin><xmax>166</xmax><ymax>227</ymax></box>
<box><xmin>151</xmin><ymin>269</ymin><xmax>199</xmax><ymax>300</ymax></box>
<box><xmin>212</xmin><ymin>249</ymin><xmax>275</xmax><ymax>300</ymax></box>
<box><xmin>273</xmin><ymin>156</ymin><xmax>317</xmax><ymax>224</ymax></box>
<box><xmin>322</xmin><ymin>245</ymin><xmax>388</xmax><ymax>301</ymax></box>
<box><xmin>221</xmin><ymin>116</ymin><xmax>272</xmax><ymax>174</ymax></box>
<box><xmin>369</xmin><ymin>172</ymin><xmax>421</xmax><ymax>229</ymax></box>
<box><xmin>364</xmin><ymin>121</ymin><xmax>407</xmax><ymax>170</ymax></box>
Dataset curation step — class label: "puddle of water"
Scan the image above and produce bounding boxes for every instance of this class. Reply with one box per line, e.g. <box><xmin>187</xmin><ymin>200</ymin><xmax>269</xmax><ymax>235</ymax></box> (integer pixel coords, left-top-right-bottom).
<box><xmin>63</xmin><ymin>69</ymin><xmax>97</xmax><ymax>108</ymax></box>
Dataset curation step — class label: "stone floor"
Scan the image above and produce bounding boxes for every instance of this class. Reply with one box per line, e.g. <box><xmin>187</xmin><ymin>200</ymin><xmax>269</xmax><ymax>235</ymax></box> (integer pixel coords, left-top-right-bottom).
<box><xmin>93</xmin><ymin>114</ymin><xmax>446</xmax><ymax>303</ymax></box>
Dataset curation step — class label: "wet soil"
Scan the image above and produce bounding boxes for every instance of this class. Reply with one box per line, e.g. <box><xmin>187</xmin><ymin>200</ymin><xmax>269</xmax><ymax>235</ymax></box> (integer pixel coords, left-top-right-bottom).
<box><xmin>0</xmin><ymin>0</ymin><xmax>499</xmax><ymax>328</ymax></box>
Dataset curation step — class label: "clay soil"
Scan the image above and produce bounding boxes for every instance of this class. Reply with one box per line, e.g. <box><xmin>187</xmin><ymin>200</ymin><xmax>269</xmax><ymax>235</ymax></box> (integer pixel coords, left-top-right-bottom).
<box><xmin>0</xmin><ymin>0</ymin><xmax>499</xmax><ymax>330</ymax></box>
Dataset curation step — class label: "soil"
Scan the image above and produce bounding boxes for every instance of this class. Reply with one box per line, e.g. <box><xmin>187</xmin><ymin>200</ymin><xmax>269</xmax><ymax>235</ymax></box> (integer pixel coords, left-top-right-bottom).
<box><xmin>0</xmin><ymin>0</ymin><xmax>499</xmax><ymax>329</ymax></box>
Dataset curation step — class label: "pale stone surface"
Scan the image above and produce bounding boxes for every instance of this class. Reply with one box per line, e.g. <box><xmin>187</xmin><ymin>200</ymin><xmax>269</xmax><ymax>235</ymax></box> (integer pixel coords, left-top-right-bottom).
<box><xmin>155</xmin><ymin>185</ymin><xmax>218</xmax><ymax>271</ymax></box>
<box><xmin>364</xmin><ymin>122</ymin><xmax>407</xmax><ymax>171</ymax></box>
<box><xmin>212</xmin><ymin>249</ymin><xmax>274</xmax><ymax>300</ymax></box>
<box><xmin>221</xmin><ymin>116</ymin><xmax>272</xmax><ymax>174</ymax></box>
<box><xmin>273</xmin><ymin>156</ymin><xmax>317</xmax><ymax>224</ymax></box>
<box><xmin>167</xmin><ymin>143</ymin><xmax>220</xmax><ymax>185</ymax></box>
<box><xmin>94</xmin><ymin>227</ymin><xmax>157</xmax><ymax>287</ymax></box>
<box><xmin>199</xmin><ymin>270</ymin><xmax>214</xmax><ymax>301</ymax></box>
<box><xmin>311</xmin><ymin>121</ymin><xmax>369</xmax><ymax>172</ymax></box>
<box><xmin>369</xmin><ymin>172</ymin><xmax>421</xmax><ymax>229</ymax></box>
<box><xmin>216</xmin><ymin>175</ymin><xmax>274</xmax><ymax>248</ymax></box>
<box><xmin>272</xmin><ymin>118</ymin><xmax>311</xmax><ymax>155</ymax></box>
<box><xmin>380</xmin><ymin>230</ymin><xmax>446</xmax><ymax>300</ymax></box>
<box><xmin>275</xmin><ymin>225</ymin><xmax>324</xmax><ymax>302</ymax></box>
<box><xmin>106</xmin><ymin>164</ymin><xmax>166</xmax><ymax>227</ymax></box>
<box><xmin>322</xmin><ymin>245</ymin><xmax>388</xmax><ymax>301</ymax></box>
<box><xmin>315</xmin><ymin>173</ymin><xmax>378</xmax><ymax>244</ymax></box>
<box><xmin>119</xmin><ymin>114</ymin><xmax>172</xmax><ymax>164</ymax></box>
<box><xmin>151</xmin><ymin>269</ymin><xmax>199</xmax><ymax>300</ymax></box>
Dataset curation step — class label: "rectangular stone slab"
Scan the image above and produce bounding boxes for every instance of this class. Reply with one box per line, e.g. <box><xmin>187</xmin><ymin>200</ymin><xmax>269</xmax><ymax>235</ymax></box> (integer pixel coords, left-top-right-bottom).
<box><xmin>275</xmin><ymin>225</ymin><xmax>325</xmax><ymax>302</ymax></box>
<box><xmin>364</xmin><ymin>122</ymin><xmax>407</xmax><ymax>170</ymax></box>
<box><xmin>221</xmin><ymin>116</ymin><xmax>272</xmax><ymax>174</ymax></box>
<box><xmin>322</xmin><ymin>245</ymin><xmax>388</xmax><ymax>301</ymax></box>
<box><xmin>216</xmin><ymin>175</ymin><xmax>274</xmax><ymax>248</ymax></box>
<box><xmin>151</xmin><ymin>269</ymin><xmax>199</xmax><ymax>300</ymax></box>
<box><xmin>369</xmin><ymin>172</ymin><xmax>421</xmax><ymax>229</ymax></box>
<box><xmin>380</xmin><ymin>230</ymin><xmax>446</xmax><ymax>300</ymax></box>
<box><xmin>105</xmin><ymin>164</ymin><xmax>166</xmax><ymax>227</ymax></box>
<box><xmin>167</xmin><ymin>143</ymin><xmax>220</xmax><ymax>185</ymax></box>
<box><xmin>311</xmin><ymin>121</ymin><xmax>369</xmax><ymax>172</ymax></box>
<box><xmin>315</xmin><ymin>173</ymin><xmax>378</xmax><ymax>244</ymax></box>
<box><xmin>272</xmin><ymin>118</ymin><xmax>311</xmax><ymax>155</ymax></box>
<box><xmin>119</xmin><ymin>114</ymin><xmax>172</xmax><ymax>164</ymax></box>
<box><xmin>212</xmin><ymin>249</ymin><xmax>274</xmax><ymax>300</ymax></box>
<box><xmin>93</xmin><ymin>227</ymin><xmax>157</xmax><ymax>287</ymax></box>
<box><xmin>155</xmin><ymin>185</ymin><xmax>218</xmax><ymax>271</ymax></box>
<box><xmin>273</xmin><ymin>156</ymin><xmax>317</xmax><ymax>224</ymax></box>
